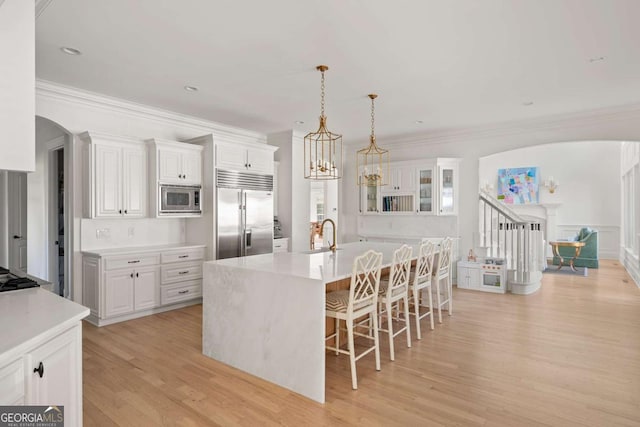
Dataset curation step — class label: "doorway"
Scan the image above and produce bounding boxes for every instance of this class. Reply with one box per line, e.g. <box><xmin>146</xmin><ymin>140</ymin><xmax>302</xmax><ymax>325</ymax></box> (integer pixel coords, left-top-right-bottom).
<box><xmin>309</xmin><ymin>180</ymin><xmax>338</xmax><ymax>249</ymax></box>
<box><xmin>49</xmin><ymin>147</ymin><xmax>65</xmax><ymax>296</ymax></box>
<box><xmin>7</xmin><ymin>172</ymin><xmax>28</xmax><ymax>273</ymax></box>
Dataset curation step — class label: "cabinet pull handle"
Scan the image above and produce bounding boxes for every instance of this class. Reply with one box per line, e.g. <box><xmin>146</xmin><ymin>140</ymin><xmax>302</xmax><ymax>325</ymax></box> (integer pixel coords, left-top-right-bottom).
<box><xmin>178</xmin><ymin>255</ymin><xmax>189</xmax><ymax>259</ymax></box>
<box><xmin>128</xmin><ymin>260</ymin><xmax>140</xmax><ymax>264</ymax></box>
<box><xmin>178</xmin><ymin>271</ymin><xmax>189</xmax><ymax>275</ymax></box>
<box><xmin>13</xmin><ymin>235</ymin><xmax>21</xmax><ymax>239</ymax></box>
<box><xmin>34</xmin><ymin>362</ymin><xmax>44</xmax><ymax>378</ymax></box>
<box><xmin>178</xmin><ymin>290</ymin><xmax>189</xmax><ymax>294</ymax></box>
<box><xmin>136</xmin><ymin>272</ymin><xmax>139</xmax><ymax>278</ymax></box>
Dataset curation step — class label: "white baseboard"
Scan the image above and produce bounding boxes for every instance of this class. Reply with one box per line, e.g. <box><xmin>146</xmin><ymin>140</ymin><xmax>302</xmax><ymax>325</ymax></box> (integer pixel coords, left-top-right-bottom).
<box><xmin>620</xmin><ymin>248</ymin><xmax>640</xmax><ymax>288</ymax></box>
<box><xmin>84</xmin><ymin>298</ymin><xmax>202</xmax><ymax>327</ymax></box>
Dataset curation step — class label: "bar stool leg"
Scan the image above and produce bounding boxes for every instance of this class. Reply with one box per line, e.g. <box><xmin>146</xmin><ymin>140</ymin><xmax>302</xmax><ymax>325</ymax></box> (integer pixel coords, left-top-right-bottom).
<box><xmin>427</xmin><ymin>285</ymin><xmax>435</xmax><ymax>330</ymax></box>
<box><xmin>413</xmin><ymin>288</ymin><xmax>422</xmax><ymax>340</ymax></box>
<box><xmin>335</xmin><ymin>317</ymin><xmax>340</xmax><ymax>355</ymax></box>
<box><xmin>347</xmin><ymin>321</ymin><xmax>357</xmax><ymax>390</ymax></box>
<box><xmin>403</xmin><ymin>294</ymin><xmax>411</xmax><ymax>348</ymax></box>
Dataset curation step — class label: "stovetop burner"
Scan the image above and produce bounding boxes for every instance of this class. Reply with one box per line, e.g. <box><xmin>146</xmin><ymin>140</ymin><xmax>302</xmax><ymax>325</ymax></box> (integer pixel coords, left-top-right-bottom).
<box><xmin>0</xmin><ymin>271</ymin><xmax>39</xmax><ymax>292</ymax></box>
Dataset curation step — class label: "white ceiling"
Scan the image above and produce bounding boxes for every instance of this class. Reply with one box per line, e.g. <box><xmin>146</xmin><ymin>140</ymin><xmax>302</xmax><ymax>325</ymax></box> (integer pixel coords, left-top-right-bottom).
<box><xmin>35</xmin><ymin>0</ymin><xmax>640</xmax><ymax>143</ymax></box>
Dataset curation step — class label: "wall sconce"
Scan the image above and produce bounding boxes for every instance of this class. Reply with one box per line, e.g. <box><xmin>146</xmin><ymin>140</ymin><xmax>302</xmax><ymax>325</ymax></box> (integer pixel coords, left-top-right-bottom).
<box><xmin>543</xmin><ymin>176</ymin><xmax>559</xmax><ymax>193</ymax></box>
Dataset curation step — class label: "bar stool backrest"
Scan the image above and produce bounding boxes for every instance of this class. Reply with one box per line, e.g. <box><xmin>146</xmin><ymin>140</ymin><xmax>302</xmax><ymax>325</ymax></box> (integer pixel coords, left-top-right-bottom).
<box><xmin>349</xmin><ymin>250</ymin><xmax>383</xmax><ymax>312</ymax></box>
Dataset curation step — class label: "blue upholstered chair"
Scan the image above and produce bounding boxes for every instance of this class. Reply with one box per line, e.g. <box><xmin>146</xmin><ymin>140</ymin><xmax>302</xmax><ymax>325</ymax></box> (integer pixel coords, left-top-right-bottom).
<box><xmin>552</xmin><ymin>227</ymin><xmax>599</xmax><ymax>268</ymax></box>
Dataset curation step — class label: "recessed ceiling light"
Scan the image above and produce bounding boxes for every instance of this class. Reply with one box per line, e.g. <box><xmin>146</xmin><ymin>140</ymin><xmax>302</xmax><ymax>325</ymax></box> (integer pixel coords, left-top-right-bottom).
<box><xmin>588</xmin><ymin>56</ymin><xmax>605</xmax><ymax>63</ymax></box>
<box><xmin>415</xmin><ymin>120</ymin><xmax>424</xmax><ymax>124</ymax></box>
<box><xmin>522</xmin><ymin>101</ymin><xmax>534</xmax><ymax>106</ymax></box>
<box><xmin>184</xmin><ymin>85</ymin><xmax>199</xmax><ymax>92</ymax></box>
<box><xmin>294</xmin><ymin>120</ymin><xmax>305</xmax><ymax>125</ymax></box>
<box><xmin>60</xmin><ymin>47</ymin><xmax>81</xmax><ymax>55</ymax></box>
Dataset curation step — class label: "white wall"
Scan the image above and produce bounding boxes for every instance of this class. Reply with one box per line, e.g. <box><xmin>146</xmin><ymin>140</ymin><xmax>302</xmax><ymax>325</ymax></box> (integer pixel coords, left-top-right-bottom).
<box><xmin>80</xmin><ymin>218</ymin><xmax>184</xmax><ymax>251</ymax></box>
<box><xmin>0</xmin><ymin>0</ymin><xmax>34</xmax><ymax>172</ymax></box>
<box><xmin>268</xmin><ymin>130</ymin><xmax>310</xmax><ymax>252</ymax></box>
<box><xmin>479</xmin><ymin>141</ymin><xmax>621</xmax><ymax>259</ymax></box>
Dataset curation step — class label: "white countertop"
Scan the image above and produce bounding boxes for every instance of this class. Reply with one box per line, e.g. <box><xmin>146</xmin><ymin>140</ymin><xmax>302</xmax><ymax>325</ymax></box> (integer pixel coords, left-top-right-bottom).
<box><xmin>82</xmin><ymin>243</ymin><xmax>206</xmax><ymax>257</ymax></box>
<box><xmin>208</xmin><ymin>241</ymin><xmax>422</xmax><ymax>283</ymax></box>
<box><xmin>0</xmin><ymin>288</ymin><xmax>89</xmax><ymax>356</ymax></box>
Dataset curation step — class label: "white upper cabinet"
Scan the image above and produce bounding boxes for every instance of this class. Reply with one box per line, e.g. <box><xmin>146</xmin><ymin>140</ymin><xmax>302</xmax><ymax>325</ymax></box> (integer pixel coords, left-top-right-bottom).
<box><xmin>81</xmin><ymin>132</ymin><xmax>148</xmax><ymax>219</ymax></box>
<box><xmin>150</xmin><ymin>139</ymin><xmax>203</xmax><ymax>186</ymax></box>
<box><xmin>215</xmin><ymin>140</ymin><xmax>277</xmax><ymax>175</ymax></box>
<box><xmin>386</xmin><ymin>165</ymin><xmax>416</xmax><ymax>194</ymax></box>
<box><xmin>437</xmin><ymin>160</ymin><xmax>459</xmax><ymax>216</ymax></box>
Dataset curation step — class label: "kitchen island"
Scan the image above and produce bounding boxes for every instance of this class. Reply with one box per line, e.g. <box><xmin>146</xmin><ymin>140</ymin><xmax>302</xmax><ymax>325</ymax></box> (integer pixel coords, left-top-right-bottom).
<box><xmin>202</xmin><ymin>241</ymin><xmax>422</xmax><ymax>403</ymax></box>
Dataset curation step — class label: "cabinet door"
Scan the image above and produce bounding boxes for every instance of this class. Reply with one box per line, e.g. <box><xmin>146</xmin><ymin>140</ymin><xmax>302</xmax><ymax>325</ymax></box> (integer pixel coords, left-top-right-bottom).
<box><xmin>439</xmin><ymin>166</ymin><xmax>456</xmax><ymax>215</ymax></box>
<box><xmin>7</xmin><ymin>172</ymin><xmax>28</xmax><ymax>272</ymax></box>
<box><xmin>399</xmin><ymin>166</ymin><xmax>416</xmax><ymax>192</ymax></box>
<box><xmin>469</xmin><ymin>268</ymin><xmax>481</xmax><ymax>290</ymax></box>
<box><xmin>246</xmin><ymin>147</ymin><xmax>274</xmax><ymax>174</ymax></box>
<box><xmin>122</xmin><ymin>146</ymin><xmax>147</xmax><ymax>217</ymax></box>
<box><xmin>134</xmin><ymin>266</ymin><xmax>160</xmax><ymax>311</ymax></box>
<box><xmin>387</xmin><ymin>168</ymin><xmax>401</xmax><ymax>192</ymax></box>
<box><xmin>158</xmin><ymin>148</ymin><xmax>183</xmax><ymax>183</ymax></box>
<box><xmin>181</xmin><ymin>150</ymin><xmax>202</xmax><ymax>185</ymax></box>
<box><xmin>359</xmin><ymin>173</ymin><xmax>380</xmax><ymax>214</ymax></box>
<box><xmin>416</xmin><ymin>167</ymin><xmax>435</xmax><ymax>214</ymax></box>
<box><xmin>27</xmin><ymin>326</ymin><xmax>80</xmax><ymax>426</ymax></box>
<box><xmin>95</xmin><ymin>144</ymin><xmax>123</xmax><ymax>217</ymax></box>
<box><xmin>104</xmin><ymin>270</ymin><xmax>135</xmax><ymax>317</ymax></box>
<box><xmin>0</xmin><ymin>359</ymin><xmax>24</xmax><ymax>405</ymax></box>
<box><xmin>216</xmin><ymin>143</ymin><xmax>247</xmax><ymax>171</ymax></box>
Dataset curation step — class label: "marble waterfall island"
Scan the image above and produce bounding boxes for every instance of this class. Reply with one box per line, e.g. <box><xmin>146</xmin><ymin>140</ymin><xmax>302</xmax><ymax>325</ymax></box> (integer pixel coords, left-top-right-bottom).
<box><xmin>202</xmin><ymin>241</ymin><xmax>420</xmax><ymax>403</ymax></box>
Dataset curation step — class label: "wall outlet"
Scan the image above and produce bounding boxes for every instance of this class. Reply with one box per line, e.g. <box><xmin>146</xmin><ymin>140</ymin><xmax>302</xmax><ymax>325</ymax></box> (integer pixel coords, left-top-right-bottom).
<box><xmin>128</xmin><ymin>227</ymin><xmax>135</xmax><ymax>238</ymax></box>
<box><xmin>96</xmin><ymin>228</ymin><xmax>110</xmax><ymax>239</ymax></box>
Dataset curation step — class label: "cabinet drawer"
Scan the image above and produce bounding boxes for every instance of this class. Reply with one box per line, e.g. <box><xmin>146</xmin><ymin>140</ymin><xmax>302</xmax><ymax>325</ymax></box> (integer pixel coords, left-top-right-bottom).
<box><xmin>105</xmin><ymin>254</ymin><xmax>160</xmax><ymax>271</ymax></box>
<box><xmin>161</xmin><ymin>262</ymin><xmax>203</xmax><ymax>284</ymax></box>
<box><xmin>161</xmin><ymin>280</ymin><xmax>202</xmax><ymax>305</ymax></box>
<box><xmin>0</xmin><ymin>359</ymin><xmax>24</xmax><ymax>405</ymax></box>
<box><xmin>161</xmin><ymin>247</ymin><xmax>205</xmax><ymax>264</ymax></box>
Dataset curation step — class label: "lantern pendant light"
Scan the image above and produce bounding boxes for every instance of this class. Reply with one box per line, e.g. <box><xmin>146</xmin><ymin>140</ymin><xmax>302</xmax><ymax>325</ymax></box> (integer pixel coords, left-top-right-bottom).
<box><xmin>357</xmin><ymin>94</ymin><xmax>389</xmax><ymax>186</ymax></box>
<box><xmin>304</xmin><ymin>65</ymin><xmax>343</xmax><ymax>180</ymax></box>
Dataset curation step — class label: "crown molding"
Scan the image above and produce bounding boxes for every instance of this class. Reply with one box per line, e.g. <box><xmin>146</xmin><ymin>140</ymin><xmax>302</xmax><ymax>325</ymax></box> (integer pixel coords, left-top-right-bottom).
<box><xmin>35</xmin><ymin>79</ymin><xmax>267</xmax><ymax>145</ymax></box>
<box><xmin>35</xmin><ymin>0</ymin><xmax>53</xmax><ymax>19</ymax></box>
<box><xmin>345</xmin><ymin>102</ymin><xmax>640</xmax><ymax>149</ymax></box>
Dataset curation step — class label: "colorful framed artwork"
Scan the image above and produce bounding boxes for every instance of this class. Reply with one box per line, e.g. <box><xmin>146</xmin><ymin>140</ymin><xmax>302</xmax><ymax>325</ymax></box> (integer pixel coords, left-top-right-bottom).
<box><xmin>496</xmin><ymin>167</ymin><xmax>539</xmax><ymax>205</ymax></box>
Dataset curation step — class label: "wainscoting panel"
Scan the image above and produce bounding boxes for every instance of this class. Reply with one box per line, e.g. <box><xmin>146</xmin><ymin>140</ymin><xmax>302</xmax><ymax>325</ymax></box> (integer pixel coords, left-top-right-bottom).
<box><xmin>557</xmin><ymin>224</ymin><xmax>620</xmax><ymax>260</ymax></box>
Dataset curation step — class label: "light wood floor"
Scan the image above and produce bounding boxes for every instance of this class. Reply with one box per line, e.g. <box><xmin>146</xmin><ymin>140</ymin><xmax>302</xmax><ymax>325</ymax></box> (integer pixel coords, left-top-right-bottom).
<box><xmin>83</xmin><ymin>260</ymin><xmax>640</xmax><ymax>426</ymax></box>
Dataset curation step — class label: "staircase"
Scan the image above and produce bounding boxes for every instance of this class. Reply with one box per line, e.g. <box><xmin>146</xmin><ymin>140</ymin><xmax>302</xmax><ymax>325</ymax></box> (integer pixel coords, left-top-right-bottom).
<box><xmin>478</xmin><ymin>190</ymin><xmax>545</xmax><ymax>294</ymax></box>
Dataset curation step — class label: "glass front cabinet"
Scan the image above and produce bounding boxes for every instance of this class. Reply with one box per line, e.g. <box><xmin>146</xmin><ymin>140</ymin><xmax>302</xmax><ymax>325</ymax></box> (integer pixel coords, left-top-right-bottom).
<box><xmin>359</xmin><ymin>173</ymin><xmax>380</xmax><ymax>214</ymax></box>
<box><xmin>416</xmin><ymin>165</ymin><xmax>435</xmax><ymax>214</ymax></box>
<box><xmin>437</xmin><ymin>160</ymin><xmax>459</xmax><ymax>216</ymax></box>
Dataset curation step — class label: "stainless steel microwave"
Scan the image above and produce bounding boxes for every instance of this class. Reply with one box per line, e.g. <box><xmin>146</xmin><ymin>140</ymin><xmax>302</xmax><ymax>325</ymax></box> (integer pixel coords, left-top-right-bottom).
<box><xmin>159</xmin><ymin>184</ymin><xmax>201</xmax><ymax>215</ymax></box>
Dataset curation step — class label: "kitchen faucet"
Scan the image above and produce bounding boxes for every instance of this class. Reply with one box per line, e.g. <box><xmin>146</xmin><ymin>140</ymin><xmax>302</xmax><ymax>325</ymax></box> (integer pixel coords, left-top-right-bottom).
<box><xmin>320</xmin><ymin>218</ymin><xmax>337</xmax><ymax>252</ymax></box>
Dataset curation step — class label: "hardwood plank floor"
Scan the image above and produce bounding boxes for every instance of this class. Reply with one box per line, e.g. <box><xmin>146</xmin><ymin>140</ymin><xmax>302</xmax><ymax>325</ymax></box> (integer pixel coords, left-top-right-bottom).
<box><xmin>83</xmin><ymin>260</ymin><xmax>640</xmax><ymax>426</ymax></box>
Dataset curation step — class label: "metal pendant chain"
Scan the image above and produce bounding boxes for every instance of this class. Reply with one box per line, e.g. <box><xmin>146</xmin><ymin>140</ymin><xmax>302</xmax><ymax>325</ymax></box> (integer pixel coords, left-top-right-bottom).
<box><xmin>320</xmin><ymin>69</ymin><xmax>326</xmax><ymax>118</ymax></box>
<box><xmin>370</xmin><ymin>96</ymin><xmax>375</xmax><ymax>141</ymax></box>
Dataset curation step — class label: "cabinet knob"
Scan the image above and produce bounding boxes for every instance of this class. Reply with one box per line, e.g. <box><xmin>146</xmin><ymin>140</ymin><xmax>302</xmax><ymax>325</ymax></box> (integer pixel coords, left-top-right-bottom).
<box><xmin>119</xmin><ymin>210</ymin><xmax>122</xmax><ymax>214</ymax></box>
<box><xmin>183</xmin><ymin>174</ymin><xmax>186</xmax><ymax>179</ymax></box>
<box><xmin>248</xmin><ymin>164</ymin><xmax>252</xmax><ymax>168</ymax></box>
<box><xmin>130</xmin><ymin>273</ymin><xmax>134</xmax><ymax>278</ymax></box>
<box><xmin>179</xmin><ymin>174</ymin><xmax>183</xmax><ymax>178</ymax></box>
<box><xmin>124</xmin><ymin>210</ymin><xmax>128</xmax><ymax>214</ymax></box>
<box><xmin>136</xmin><ymin>272</ymin><xmax>139</xmax><ymax>278</ymax></box>
<box><xmin>34</xmin><ymin>362</ymin><xmax>44</xmax><ymax>378</ymax></box>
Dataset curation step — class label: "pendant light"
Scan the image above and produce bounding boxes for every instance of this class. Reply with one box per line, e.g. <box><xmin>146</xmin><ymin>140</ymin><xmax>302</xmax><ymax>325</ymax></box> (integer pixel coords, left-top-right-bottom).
<box><xmin>304</xmin><ymin>65</ymin><xmax>343</xmax><ymax>180</ymax></box>
<box><xmin>357</xmin><ymin>94</ymin><xmax>389</xmax><ymax>186</ymax></box>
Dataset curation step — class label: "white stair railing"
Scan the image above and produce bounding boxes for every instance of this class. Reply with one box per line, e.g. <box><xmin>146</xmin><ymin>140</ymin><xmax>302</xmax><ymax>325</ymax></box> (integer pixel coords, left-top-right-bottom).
<box><xmin>479</xmin><ymin>190</ymin><xmax>544</xmax><ymax>288</ymax></box>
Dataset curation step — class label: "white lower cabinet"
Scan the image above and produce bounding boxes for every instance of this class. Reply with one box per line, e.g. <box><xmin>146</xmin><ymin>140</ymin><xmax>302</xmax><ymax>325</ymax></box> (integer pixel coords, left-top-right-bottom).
<box><xmin>83</xmin><ymin>245</ymin><xmax>205</xmax><ymax>326</ymax></box>
<box><xmin>0</xmin><ymin>323</ymin><xmax>82</xmax><ymax>426</ymax></box>
<box><xmin>0</xmin><ymin>359</ymin><xmax>24</xmax><ymax>405</ymax></box>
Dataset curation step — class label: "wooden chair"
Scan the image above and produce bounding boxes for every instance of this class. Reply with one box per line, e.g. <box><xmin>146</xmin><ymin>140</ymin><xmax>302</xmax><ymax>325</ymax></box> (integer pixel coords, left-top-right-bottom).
<box><xmin>409</xmin><ymin>240</ymin><xmax>436</xmax><ymax>339</ymax></box>
<box><xmin>325</xmin><ymin>250</ymin><xmax>382</xmax><ymax>389</ymax></box>
<box><xmin>377</xmin><ymin>244</ymin><xmax>412</xmax><ymax>361</ymax></box>
<box><xmin>434</xmin><ymin>237</ymin><xmax>453</xmax><ymax>323</ymax></box>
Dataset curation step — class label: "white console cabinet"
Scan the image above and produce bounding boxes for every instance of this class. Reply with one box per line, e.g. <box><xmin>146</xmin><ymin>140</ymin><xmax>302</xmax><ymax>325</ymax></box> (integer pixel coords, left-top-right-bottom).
<box><xmin>82</xmin><ymin>245</ymin><xmax>205</xmax><ymax>326</ymax></box>
<box><xmin>80</xmin><ymin>132</ymin><xmax>148</xmax><ymax>219</ymax></box>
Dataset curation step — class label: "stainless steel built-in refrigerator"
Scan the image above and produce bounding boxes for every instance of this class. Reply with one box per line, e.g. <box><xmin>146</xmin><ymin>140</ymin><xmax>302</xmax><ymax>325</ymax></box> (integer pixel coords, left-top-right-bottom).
<box><xmin>216</xmin><ymin>169</ymin><xmax>274</xmax><ymax>259</ymax></box>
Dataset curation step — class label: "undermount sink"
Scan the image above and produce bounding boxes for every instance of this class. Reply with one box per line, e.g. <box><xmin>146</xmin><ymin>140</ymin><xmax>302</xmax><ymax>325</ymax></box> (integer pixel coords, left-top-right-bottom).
<box><xmin>301</xmin><ymin>247</ymin><xmax>343</xmax><ymax>254</ymax></box>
